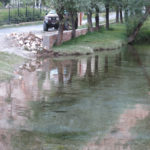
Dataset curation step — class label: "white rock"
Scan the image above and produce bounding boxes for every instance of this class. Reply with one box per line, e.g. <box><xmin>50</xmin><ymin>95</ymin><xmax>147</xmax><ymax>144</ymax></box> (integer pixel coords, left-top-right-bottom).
<box><xmin>19</xmin><ymin>41</ymin><xmax>24</xmax><ymax>45</ymax></box>
<box><xmin>32</xmin><ymin>51</ymin><xmax>37</xmax><ymax>54</ymax></box>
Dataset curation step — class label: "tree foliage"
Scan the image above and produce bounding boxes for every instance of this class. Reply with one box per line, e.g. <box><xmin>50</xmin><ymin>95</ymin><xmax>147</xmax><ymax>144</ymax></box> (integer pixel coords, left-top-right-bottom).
<box><xmin>44</xmin><ymin>0</ymin><xmax>150</xmax><ymax>44</ymax></box>
<box><xmin>0</xmin><ymin>0</ymin><xmax>10</xmax><ymax>5</ymax></box>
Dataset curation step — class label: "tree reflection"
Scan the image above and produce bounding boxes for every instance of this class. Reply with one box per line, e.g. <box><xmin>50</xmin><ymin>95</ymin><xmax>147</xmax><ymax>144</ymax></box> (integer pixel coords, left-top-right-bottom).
<box><xmin>129</xmin><ymin>45</ymin><xmax>150</xmax><ymax>87</ymax></box>
<box><xmin>0</xmin><ymin>50</ymin><xmax>124</xmax><ymax>150</ymax></box>
<box><xmin>86</xmin><ymin>57</ymin><xmax>92</xmax><ymax>78</ymax></box>
<box><xmin>95</xmin><ymin>55</ymin><xmax>99</xmax><ymax>74</ymax></box>
<box><xmin>115</xmin><ymin>52</ymin><xmax>122</xmax><ymax>66</ymax></box>
<box><xmin>68</xmin><ymin>60</ymin><xmax>78</xmax><ymax>84</ymax></box>
<box><xmin>104</xmin><ymin>56</ymin><xmax>108</xmax><ymax>73</ymax></box>
<box><xmin>58</xmin><ymin>62</ymin><xmax>64</xmax><ymax>85</ymax></box>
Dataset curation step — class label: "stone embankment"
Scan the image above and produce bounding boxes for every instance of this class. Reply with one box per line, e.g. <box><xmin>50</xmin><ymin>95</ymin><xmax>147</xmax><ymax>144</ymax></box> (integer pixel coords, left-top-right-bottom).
<box><xmin>42</xmin><ymin>28</ymin><xmax>89</xmax><ymax>49</ymax></box>
<box><xmin>8</xmin><ymin>28</ymin><xmax>93</xmax><ymax>53</ymax></box>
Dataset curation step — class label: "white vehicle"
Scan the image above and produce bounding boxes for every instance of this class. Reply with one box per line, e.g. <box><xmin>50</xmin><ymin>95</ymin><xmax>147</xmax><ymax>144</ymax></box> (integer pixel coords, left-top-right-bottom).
<box><xmin>43</xmin><ymin>10</ymin><xmax>78</xmax><ymax>31</ymax></box>
<box><xmin>43</xmin><ymin>10</ymin><xmax>59</xmax><ymax>31</ymax></box>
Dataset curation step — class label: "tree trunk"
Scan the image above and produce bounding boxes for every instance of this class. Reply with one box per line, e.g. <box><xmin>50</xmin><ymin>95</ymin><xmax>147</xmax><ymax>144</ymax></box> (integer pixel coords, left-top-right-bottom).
<box><xmin>87</xmin><ymin>11</ymin><xmax>93</xmax><ymax>32</ymax></box>
<box><xmin>95</xmin><ymin>55</ymin><xmax>99</xmax><ymax>74</ymax></box>
<box><xmin>104</xmin><ymin>56</ymin><xmax>108</xmax><ymax>73</ymax></box>
<box><xmin>35</xmin><ymin>0</ymin><xmax>37</xmax><ymax>7</ymax></box>
<box><xmin>95</xmin><ymin>7</ymin><xmax>100</xmax><ymax>30</ymax></box>
<box><xmin>120</xmin><ymin>7</ymin><xmax>123</xmax><ymax>23</ymax></box>
<box><xmin>146</xmin><ymin>6</ymin><xmax>150</xmax><ymax>12</ymax></box>
<box><xmin>58</xmin><ymin>63</ymin><xmax>64</xmax><ymax>85</ymax></box>
<box><xmin>105</xmin><ymin>4</ymin><xmax>109</xmax><ymax>30</ymax></box>
<box><xmin>130</xmin><ymin>10</ymin><xmax>134</xmax><ymax>17</ymax></box>
<box><xmin>86</xmin><ymin>57</ymin><xmax>92</xmax><ymax>77</ymax></box>
<box><xmin>56</xmin><ymin>14</ymin><xmax>64</xmax><ymax>46</ymax></box>
<box><xmin>124</xmin><ymin>8</ymin><xmax>128</xmax><ymax>22</ymax></box>
<box><xmin>116</xmin><ymin>6</ymin><xmax>119</xmax><ymax>23</ymax></box>
<box><xmin>71</xmin><ymin>13</ymin><xmax>76</xmax><ymax>38</ymax></box>
<box><xmin>128</xmin><ymin>7</ymin><xmax>150</xmax><ymax>44</ymax></box>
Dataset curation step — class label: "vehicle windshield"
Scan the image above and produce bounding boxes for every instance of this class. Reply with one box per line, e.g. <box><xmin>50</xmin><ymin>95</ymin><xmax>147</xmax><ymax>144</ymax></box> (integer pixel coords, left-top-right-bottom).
<box><xmin>48</xmin><ymin>10</ymin><xmax>57</xmax><ymax>14</ymax></box>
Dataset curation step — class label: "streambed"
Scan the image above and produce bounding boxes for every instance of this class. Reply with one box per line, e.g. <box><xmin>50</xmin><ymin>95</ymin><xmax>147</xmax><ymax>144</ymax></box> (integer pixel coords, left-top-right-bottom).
<box><xmin>0</xmin><ymin>45</ymin><xmax>150</xmax><ymax>150</ymax></box>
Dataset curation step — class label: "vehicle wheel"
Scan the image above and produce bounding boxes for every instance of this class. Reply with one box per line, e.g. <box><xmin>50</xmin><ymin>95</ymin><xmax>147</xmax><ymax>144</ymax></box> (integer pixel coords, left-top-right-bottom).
<box><xmin>54</xmin><ymin>25</ymin><xmax>59</xmax><ymax>30</ymax></box>
<box><xmin>43</xmin><ymin>22</ymin><xmax>48</xmax><ymax>31</ymax></box>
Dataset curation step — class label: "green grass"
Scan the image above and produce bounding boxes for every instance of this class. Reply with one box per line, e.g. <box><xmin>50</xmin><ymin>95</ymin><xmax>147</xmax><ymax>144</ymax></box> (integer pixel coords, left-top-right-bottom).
<box><xmin>0</xmin><ymin>52</ymin><xmax>24</xmax><ymax>81</ymax></box>
<box><xmin>53</xmin><ymin>23</ymin><xmax>127</xmax><ymax>55</ymax></box>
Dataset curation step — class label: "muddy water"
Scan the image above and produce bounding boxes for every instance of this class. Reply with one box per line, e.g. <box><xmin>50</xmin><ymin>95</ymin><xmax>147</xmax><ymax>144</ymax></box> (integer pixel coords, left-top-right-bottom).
<box><xmin>0</xmin><ymin>45</ymin><xmax>150</xmax><ymax>150</ymax></box>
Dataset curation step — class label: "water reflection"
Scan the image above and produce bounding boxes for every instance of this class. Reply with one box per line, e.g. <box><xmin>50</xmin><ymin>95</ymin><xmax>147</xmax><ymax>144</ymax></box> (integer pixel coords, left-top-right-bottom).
<box><xmin>0</xmin><ymin>46</ymin><xmax>150</xmax><ymax>150</ymax></box>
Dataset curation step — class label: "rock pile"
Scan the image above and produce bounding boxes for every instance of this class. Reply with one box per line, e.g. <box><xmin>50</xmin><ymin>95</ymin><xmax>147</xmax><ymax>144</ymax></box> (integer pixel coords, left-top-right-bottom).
<box><xmin>16</xmin><ymin>59</ymin><xmax>42</xmax><ymax>74</ymax></box>
<box><xmin>14</xmin><ymin>59</ymin><xmax>42</xmax><ymax>80</ymax></box>
<box><xmin>9</xmin><ymin>32</ymin><xmax>43</xmax><ymax>52</ymax></box>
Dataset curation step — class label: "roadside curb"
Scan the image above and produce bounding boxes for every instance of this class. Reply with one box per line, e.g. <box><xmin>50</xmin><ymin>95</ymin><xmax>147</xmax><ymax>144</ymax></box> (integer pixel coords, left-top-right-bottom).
<box><xmin>0</xmin><ymin>21</ymin><xmax>43</xmax><ymax>29</ymax></box>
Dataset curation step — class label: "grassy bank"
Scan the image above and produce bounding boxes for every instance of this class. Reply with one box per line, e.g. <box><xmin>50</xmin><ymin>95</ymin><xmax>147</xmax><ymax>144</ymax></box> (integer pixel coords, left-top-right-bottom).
<box><xmin>53</xmin><ymin>23</ymin><xmax>127</xmax><ymax>55</ymax></box>
<box><xmin>134</xmin><ymin>19</ymin><xmax>150</xmax><ymax>44</ymax></box>
<box><xmin>0</xmin><ymin>52</ymin><xmax>24</xmax><ymax>81</ymax></box>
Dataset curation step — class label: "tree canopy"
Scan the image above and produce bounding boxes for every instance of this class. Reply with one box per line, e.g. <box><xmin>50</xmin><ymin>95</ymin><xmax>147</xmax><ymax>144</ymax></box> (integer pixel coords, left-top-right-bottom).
<box><xmin>39</xmin><ymin>0</ymin><xmax>150</xmax><ymax>44</ymax></box>
<box><xmin>0</xmin><ymin>0</ymin><xmax>10</xmax><ymax>5</ymax></box>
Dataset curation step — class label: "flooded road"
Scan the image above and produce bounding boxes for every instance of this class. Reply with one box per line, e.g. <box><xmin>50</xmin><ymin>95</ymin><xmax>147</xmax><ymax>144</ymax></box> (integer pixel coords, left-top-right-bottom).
<box><xmin>0</xmin><ymin>45</ymin><xmax>150</xmax><ymax>150</ymax></box>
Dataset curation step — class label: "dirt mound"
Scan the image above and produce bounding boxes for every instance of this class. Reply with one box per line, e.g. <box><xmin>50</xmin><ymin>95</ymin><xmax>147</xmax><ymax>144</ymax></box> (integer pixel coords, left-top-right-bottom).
<box><xmin>9</xmin><ymin>32</ymin><xmax>43</xmax><ymax>52</ymax></box>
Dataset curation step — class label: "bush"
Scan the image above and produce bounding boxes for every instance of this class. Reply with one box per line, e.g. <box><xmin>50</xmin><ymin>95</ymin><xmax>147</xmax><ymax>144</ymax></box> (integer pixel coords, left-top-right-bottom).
<box><xmin>134</xmin><ymin>19</ymin><xmax>150</xmax><ymax>43</ymax></box>
<box><xmin>126</xmin><ymin>15</ymin><xmax>143</xmax><ymax>36</ymax></box>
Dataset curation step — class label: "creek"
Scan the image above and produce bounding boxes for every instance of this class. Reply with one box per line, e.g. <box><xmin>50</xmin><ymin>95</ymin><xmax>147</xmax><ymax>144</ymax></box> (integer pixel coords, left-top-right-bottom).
<box><xmin>0</xmin><ymin>45</ymin><xmax>150</xmax><ymax>150</ymax></box>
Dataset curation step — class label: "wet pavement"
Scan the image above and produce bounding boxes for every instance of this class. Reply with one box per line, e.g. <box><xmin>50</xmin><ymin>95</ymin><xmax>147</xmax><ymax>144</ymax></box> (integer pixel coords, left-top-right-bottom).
<box><xmin>0</xmin><ymin>45</ymin><xmax>150</xmax><ymax>150</ymax></box>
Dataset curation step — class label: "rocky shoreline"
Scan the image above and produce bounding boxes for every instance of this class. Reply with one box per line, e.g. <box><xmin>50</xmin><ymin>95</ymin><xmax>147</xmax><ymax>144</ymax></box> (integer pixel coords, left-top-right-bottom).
<box><xmin>7</xmin><ymin>30</ymin><xmax>126</xmax><ymax>60</ymax></box>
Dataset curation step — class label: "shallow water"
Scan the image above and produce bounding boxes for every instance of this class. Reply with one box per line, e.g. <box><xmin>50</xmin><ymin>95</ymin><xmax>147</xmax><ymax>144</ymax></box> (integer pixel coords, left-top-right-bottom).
<box><xmin>0</xmin><ymin>45</ymin><xmax>150</xmax><ymax>150</ymax></box>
